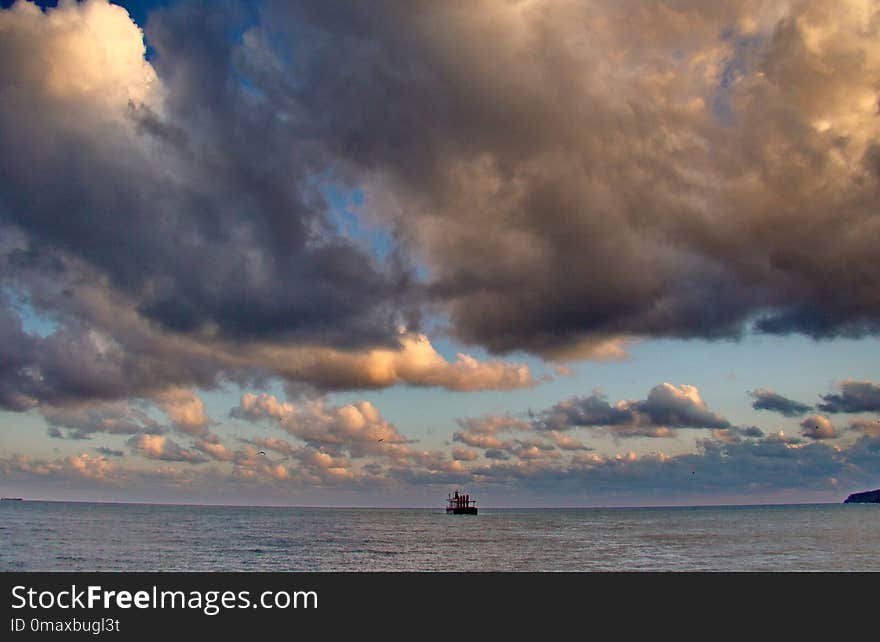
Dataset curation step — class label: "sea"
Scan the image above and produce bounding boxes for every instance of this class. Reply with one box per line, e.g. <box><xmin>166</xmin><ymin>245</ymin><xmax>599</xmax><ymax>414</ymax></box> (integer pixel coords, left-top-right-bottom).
<box><xmin>2</xmin><ymin>501</ymin><xmax>879</xmax><ymax>572</ymax></box>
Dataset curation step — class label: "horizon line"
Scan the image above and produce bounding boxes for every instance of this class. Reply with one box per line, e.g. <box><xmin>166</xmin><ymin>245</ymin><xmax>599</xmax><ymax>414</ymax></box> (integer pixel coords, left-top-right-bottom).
<box><xmin>0</xmin><ymin>497</ymin><xmax>847</xmax><ymax>510</ymax></box>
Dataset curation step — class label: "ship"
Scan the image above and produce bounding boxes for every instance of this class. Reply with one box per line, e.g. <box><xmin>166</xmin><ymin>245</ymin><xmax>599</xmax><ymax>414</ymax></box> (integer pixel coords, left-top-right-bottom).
<box><xmin>446</xmin><ymin>489</ymin><xmax>477</xmax><ymax>515</ymax></box>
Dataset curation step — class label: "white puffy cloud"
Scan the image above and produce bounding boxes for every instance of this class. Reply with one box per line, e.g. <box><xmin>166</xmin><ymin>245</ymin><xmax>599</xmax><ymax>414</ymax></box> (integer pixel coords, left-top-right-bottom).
<box><xmin>154</xmin><ymin>388</ymin><xmax>213</xmax><ymax>438</ymax></box>
<box><xmin>234</xmin><ymin>393</ymin><xmax>407</xmax><ymax>452</ymax></box>
<box><xmin>539</xmin><ymin>383</ymin><xmax>729</xmax><ymax>435</ymax></box>
<box><xmin>127</xmin><ymin>434</ymin><xmax>207</xmax><ymax>463</ymax></box>
<box><xmin>0</xmin><ymin>0</ymin><xmax>159</xmax><ymax>112</ymax></box>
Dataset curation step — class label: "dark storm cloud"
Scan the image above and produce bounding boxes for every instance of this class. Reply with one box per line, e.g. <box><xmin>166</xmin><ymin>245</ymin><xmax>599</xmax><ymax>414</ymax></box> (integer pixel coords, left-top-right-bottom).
<box><xmin>749</xmin><ymin>389</ymin><xmax>812</xmax><ymax>417</ymax></box>
<box><xmin>249</xmin><ymin>0</ymin><xmax>880</xmax><ymax>357</ymax></box>
<box><xmin>0</xmin><ymin>266</ymin><xmax>228</xmax><ymax>409</ymax></box>
<box><xmin>0</xmin><ymin>0</ymin><xmax>443</xmax><ymax>411</ymax></box>
<box><xmin>0</xmin><ymin>1</ymin><xmax>412</xmax><ymax>351</ymax></box>
<box><xmin>817</xmin><ymin>381</ymin><xmax>880</xmax><ymax>414</ymax></box>
<box><xmin>2</xmin><ymin>0</ymin><xmax>879</xmax><ymax>425</ymax></box>
<box><xmin>0</xmin><ymin>294</ymin><xmax>39</xmax><ymax>411</ymax></box>
<box><xmin>0</xmin><ymin>252</ymin><xmax>531</xmax><ymax>411</ymax></box>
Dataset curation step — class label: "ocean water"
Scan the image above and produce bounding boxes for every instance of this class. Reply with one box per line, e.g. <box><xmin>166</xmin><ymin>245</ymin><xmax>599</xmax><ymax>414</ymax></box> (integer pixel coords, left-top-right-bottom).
<box><xmin>2</xmin><ymin>501</ymin><xmax>879</xmax><ymax>571</ymax></box>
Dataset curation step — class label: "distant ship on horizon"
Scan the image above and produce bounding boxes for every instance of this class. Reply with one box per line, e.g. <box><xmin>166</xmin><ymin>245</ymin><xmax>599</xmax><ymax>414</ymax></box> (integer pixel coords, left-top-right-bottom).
<box><xmin>446</xmin><ymin>490</ymin><xmax>477</xmax><ymax>515</ymax></box>
<box><xmin>1</xmin><ymin>497</ymin><xmax>23</xmax><ymax>501</ymax></box>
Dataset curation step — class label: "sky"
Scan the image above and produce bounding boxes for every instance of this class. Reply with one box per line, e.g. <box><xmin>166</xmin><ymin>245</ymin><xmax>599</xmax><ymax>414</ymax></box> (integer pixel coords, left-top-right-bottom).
<box><xmin>1</xmin><ymin>0</ymin><xmax>879</xmax><ymax>507</ymax></box>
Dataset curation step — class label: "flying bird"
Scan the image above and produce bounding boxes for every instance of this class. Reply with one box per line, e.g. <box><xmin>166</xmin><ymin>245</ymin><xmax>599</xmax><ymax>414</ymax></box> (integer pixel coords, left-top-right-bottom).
<box><xmin>259</xmin><ymin>451</ymin><xmax>266</xmax><ymax>455</ymax></box>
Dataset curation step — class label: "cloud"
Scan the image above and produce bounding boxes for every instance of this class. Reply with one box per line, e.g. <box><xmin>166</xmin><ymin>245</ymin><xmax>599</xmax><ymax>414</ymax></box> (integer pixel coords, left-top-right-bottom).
<box><xmin>0</xmin><ymin>0</ymin><xmax>876</xmax><ymax>431</ymax></box>
<box><xmin>95</xmin><ymin>447</ymin><xmax>125</xmax><ymax>458</ymax></box>
<box><xmin>818</xmin><ymin>380</ymin><xmax>880</xmax><ymax>413</ymax></box>
<box><xmin>230</xmin><ymin>393</ymin><xmax>295</xmax><ymax>423</ymax></box>
<box><xmin>847</xmin><ymin>417</ymin><xmax>880</xmax><ymax>438</ymax></box>
<box><xmin>451</xmin><ymin>447</ymin><xmax>479</xmax><ymax>461</ymax></box>
<box><xmin>4</xmin><ymin>0</ymin><xmax>543</xmax><ymax>412</ymax></box>
<box><xmin>232</xmin><ymin>393</ymin><xmax>417</xmax><ymax>461</ymax></box>
<box><xmin>0</xmin><ymin>0</ymin><xmax>159</xmax><ymax>108</ymax></box>
<box><xmin>127</xmin><ymin>434</ymin><xmax>208</xmax><ymax>463</ymax></box>
<box><xmin>48</xmin><ymin>426</ymin><xmax>86</xmax><ymax>440</ymax></box>
<box><xmin>450</xmin><ymin>383</ymin><xmax>728</xmax><ymax>467</ymax></box>
<box><xmin>547</xmin><ymin>431</ymin><xmax>591</xmax><ymax>451</ymax></box>
<box><xmin>538</xmin><ymin>394</ymin><xmax>632</xmax><ymax>431</ymax></box>
<box><xmin>6</xmin><ymin>428</ymin><xmax>880</xmax><ymax>504</ymax></box>
<box><xmin>0</xmin><ymin>277</ymin><xmax>536</xmax><ymax>412</ymax></box>
<box><xmin>636</xmin><ymin>384</ymin><xmax>730</xmax><ymax>429</ymax></box>
<box><xmin>0</xmin><ymin>452</ymin><xmax>122</xmax><ymax>484</ymax></box>
<box><xmin>41</xmin><ymin>400</ymin><xmax>163</xmax><ymax>440</ymax></box>
<box><xmin>232</xmin><ymin>392</ymin><xmax>479</xmax><ymax>483</ymax></box>
<box><xmin>800</xmin><ymin>415</ymin><xmax>837</xmax><ymax>441</ymax></box>
<box><xmin>192</xmin><ymin>439</ymin><xmax>243</xmax><ymax>463</ymax></box>
<box><xmin>452</xmin><ymin>414</ymin><xmax>531</xmax><ymax>450</ymax></box>
<box><xmin>511</xmin><ymin>440</ymin><xmax>561</xmax><ymax>461</ymax></box>
<box><xmin>2</xmin><ymin>0</ymin><xmax>880</xmax><ymax>506</ymax></box>
<box><xmin>245</xmin><ymin>434</ymin><xmax>428</xmax><ymax>485</ymax></box>
<box><xmin>712</xmin><ymin>425</ymin><xmax>766</xmax><ymax>444</ymax></box>
<box><xmin>241</xmin><ymin>332</ymin><xmax>536</xmax><ymax>392</ymax></box>
<box><xmin>0</xmin><ymin>291</ymin><xmax>39</xmax><ymax>411</ymax></box>
<box><xmin>452</xmin><ymin>432</ymin><xmax>509</xmax><ymax>449</ymax></box>
<box><xmin>540</xmin><ymin>383</ymin><xmax>729</xmax><ymax>434</ymax></box>
<box><xmin>33</xmin><ymin>388</ymin><xmax>218</xmax><ymax>443</ymax></box>
<box><xmin>0</xmin><ymin>0</ymin><xmax>414</xmax><ymax>351</ymax></box>
<box><xmin>154</xmin><ymin>388</ymin><xmax>213</xmax><ymax>437</ymax></box>
<box><xmin>248</xmin><ymin>0</ymin><xmax>880</xmax><ymax>357</ymax></box>
<box><xmin>749</xmin><ymin>389</ymin><xmax>812</xmax><ymax>417</ymax></box>
<box><xmin>465</xmin><ymin>432</ymin><xmax>859</xmax><ymax>500</ymax></box>
<box><xmin>765</xmin><ymin>430</ymin><xmax>802</xmax><ymax>445</ymax></box>
<box><xmin>0</xmin><ymin>0</ymin><xmax>876</xmax><ymax>420</ymax></box>
<box><xmin>250</xmin><ymin>436</ymin><xmax>304</xmax><ymax>458</ymax></box>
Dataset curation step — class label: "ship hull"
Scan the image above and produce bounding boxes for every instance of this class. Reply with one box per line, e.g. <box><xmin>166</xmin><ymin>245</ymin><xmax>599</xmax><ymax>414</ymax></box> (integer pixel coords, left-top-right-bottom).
<box><xmin>446</xmin><ymin>507</ymin><xmax>478</xmax><ymax>515</ymax></box>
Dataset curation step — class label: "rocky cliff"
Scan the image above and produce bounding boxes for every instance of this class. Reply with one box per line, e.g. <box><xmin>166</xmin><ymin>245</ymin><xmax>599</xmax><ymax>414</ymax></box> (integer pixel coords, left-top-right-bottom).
<box><xmin>843</xmin><ymin>489</ymin><xmax>880</xmax><ymax>503</ymax></box>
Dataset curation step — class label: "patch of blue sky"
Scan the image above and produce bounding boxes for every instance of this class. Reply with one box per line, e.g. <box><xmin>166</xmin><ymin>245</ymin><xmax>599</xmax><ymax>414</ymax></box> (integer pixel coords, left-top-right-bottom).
<box><xmin>319</xmin><ymin>177</ymin><xmax>438</xmax><ymax>283</ymax></box>
<box><xmin>321</xmin><ymin>183</ymin><xmax>395</xmax><ymax>261</ymax></box>
<box><xmin>2</xmin><ymin>286</ymin><xmax>56</xmax><ymax>337</ymax></box>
